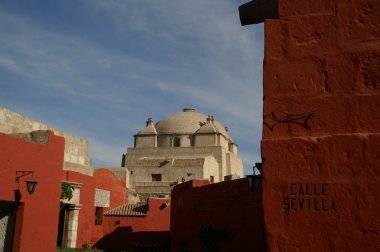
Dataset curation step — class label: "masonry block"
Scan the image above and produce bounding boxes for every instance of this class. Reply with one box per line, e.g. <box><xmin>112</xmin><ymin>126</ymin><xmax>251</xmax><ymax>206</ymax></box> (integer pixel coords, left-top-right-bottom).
<box><xmin>357</xmin><ymin>94</ymin><xmax>380</xmax><ymax>132</ymax></box>
<box><xmin>324</xmin><ymin>53</ymin><xmax>360</xmax><ymax>93</ymax></box>
<box><xmin>365</xmin><ymin>134</ymin><xmax>380</xmax><ymax>177</ymax></box>
<box><xmin>337</xmin><ymin>0</ymin><xmax>380</xmax><ymax>47</ymax></box>
<box><xmin>264</xmin><ymin>19</ymin><xmax>286</xmax><ymax>61</ymax></box>
<box><xmin>263</xmin><ymin>95</ymin><xmax>358</xmax><ymax>139</ymax></box>
<box><xmin>316</xmin><ymin>135</ymin><xmax>365</xmax><ymax>179</ymax></box>
<box><xmin>262</xmin><ymin>138</ymin><xmax>319</xmax><ymax>181</ymax></box>
<box><xmin>265</xmin><ymin>14</ymin><xmax>340</xmax><ymax>61</ymax></box>
<box><xmin>278</xmin><ymin>0</ymin><xmax>337</xmax><ymax>17</ymax></box>
<box><xmin>287</xmin><ymin>14</ymin><xmax>339</xmax><ymax>58</ymax></box>
<box><xmin>264</xmin><ymin>57</ymin><xmax>325</xmax><ymax>98</ymax></box>
<box><xmin>358</xmin><ymin>50</ymin><xmax>380</xmax><ymax>92</ymax></box>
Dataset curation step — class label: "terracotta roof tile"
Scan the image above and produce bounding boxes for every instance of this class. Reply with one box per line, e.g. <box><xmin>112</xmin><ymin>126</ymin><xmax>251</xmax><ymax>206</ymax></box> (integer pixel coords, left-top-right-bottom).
<box><xmin>104</xmin><ymin>203</ymin><xmax>148</xmax><ymax>217</ymax></box>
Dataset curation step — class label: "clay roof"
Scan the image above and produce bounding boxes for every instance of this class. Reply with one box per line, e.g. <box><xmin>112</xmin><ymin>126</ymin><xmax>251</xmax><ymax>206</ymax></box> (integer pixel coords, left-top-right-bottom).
<box><xmin>104</xmin><ymin>203</ymin><xmax>148</xmax><ymax>217</ymax></box>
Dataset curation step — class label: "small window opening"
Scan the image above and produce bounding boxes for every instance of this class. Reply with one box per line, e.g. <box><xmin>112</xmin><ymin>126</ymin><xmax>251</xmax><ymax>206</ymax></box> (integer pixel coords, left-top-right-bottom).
<box><xmin>210</xmin><ymin>176</ymin><xmax>214</xmax><ymax>184</ymax></box>
<box><xmin>172</xmin><ymin>137</ymin><xmax>181</xmax><ymax>147</ymax></box>
<box><xmin>152</xmin><ymin>174</ymin><xmax>162</xmax><ymax>181</ymax></box>
<box><xmin>95</xmin><ymin>207</ymin><xmax>103</xmax><ymax>225</ymax></box>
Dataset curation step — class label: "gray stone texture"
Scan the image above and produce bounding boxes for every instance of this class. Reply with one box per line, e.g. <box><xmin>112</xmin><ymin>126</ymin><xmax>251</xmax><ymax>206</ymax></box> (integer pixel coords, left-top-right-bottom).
<box><xmin>94</xmin><ymin>189</ymin><xmax>110</xmax><ymax>207</ymax></box>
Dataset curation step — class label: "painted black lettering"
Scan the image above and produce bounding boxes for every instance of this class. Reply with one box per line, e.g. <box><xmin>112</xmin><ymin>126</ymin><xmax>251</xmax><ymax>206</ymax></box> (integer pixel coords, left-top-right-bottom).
<box><xmin>322</xmin><ymin>184</ymin><xmax>328</xmax><ymax>196</ymax></box>
<box><xmin>298</xmin><ymin>184</ymin><xmax>304</xmax><ymax>196</ymax></box>
<box><xmin>290</xmin><ymin>198</ymin><xmax>296</xmax><ymax>211</ymax></box>
<box><xmin>322</xmin><ymin>198</ymin><xmax>328</xmax><ymax>211</ymax></box>
<box><xmin>298</xmin><ymin>198</ymin><xmax>304</xmax><ymax>210</ymax></box>
<box><xmin>306</xmin><ymin>184</ymin><xmax>312</xmax><ymax>195</ymax></box>
<box><xmin>314</xmin><ymin>198</ymin><xmax>321</xmax><ymax>211</ymax></box>
<box><xmin>283</xmin><ymin>197</ymin><xmax>290</xmax><ymax>211</ymax></box>
<box><xmin>290</xmin><ymin>183</ymin><xmax>297</xmax><ymax>195</ymax></box>
<box><xmin>330</xmin><ymin>199</ymin><xmax>336</xmax><ymax>212</ymax></box>
<box><xmin>313</xmin><ymin>184</ymin><xmax>320</xmax><ymax>196</ymax></box>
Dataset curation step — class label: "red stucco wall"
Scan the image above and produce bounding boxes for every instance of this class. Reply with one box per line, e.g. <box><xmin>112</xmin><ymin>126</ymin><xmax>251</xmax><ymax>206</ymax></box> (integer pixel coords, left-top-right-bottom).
<box><xmin>94</xmin><ymin>198</ymin><xmax>171</xmax><ymax>250</ymax></box>
<box><xmin>91</xmin><ymin>168</ymin><xmax>129</xmax><ymax>246</ymax></box>
<box><xmin>170</xmin><ymin>179</ymin><xmax>265</xmax><ymax>252</ymax></box>
<box><xmin>62</xmin><ymin>170</ymin><xmax>95</xmax><ymax>247</ymax></box>
<box><xmin>0</xmin><ymin>131</ymin><xmax>64</xmax><ymax>252</ymax></box>
<box><xmin>261</xmin><ymin>0</ymin><xmax>380</xmax><ymax>251</ymax></box>
<box><xmin>61</xmin><ymin>168</ymin><xmax>128</xmax><ymax>248</ymax></box>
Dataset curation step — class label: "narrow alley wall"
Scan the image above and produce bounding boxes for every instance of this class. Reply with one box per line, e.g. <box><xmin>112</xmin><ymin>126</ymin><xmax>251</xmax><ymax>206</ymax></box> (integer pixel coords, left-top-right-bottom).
<box><xmin>170</xmin><ymin>179</ymin><xmax>265</xmax><ymax>252</ymax></box>
<box><xmin>95</xmin><ymin>198</ymin><xmax>171</xmax><ymax>251</ymax></box>
<box><xmin>260</xmin><ymin>0</ymin><xmax>380</xmax><ymax>251</ymax></box>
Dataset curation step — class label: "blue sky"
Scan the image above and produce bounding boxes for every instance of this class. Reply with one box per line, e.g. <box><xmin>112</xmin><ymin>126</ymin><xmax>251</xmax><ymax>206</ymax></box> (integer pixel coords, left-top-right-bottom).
<box><xmin>0</xmin><ymin>0</ymin><xmax>264</xmax><ymax>175</ymax></box>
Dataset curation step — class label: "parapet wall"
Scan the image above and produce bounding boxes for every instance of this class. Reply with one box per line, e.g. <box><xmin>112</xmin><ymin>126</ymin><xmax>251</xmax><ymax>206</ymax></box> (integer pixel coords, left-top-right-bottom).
<box><xmin>0</xmin><ymin>107</ymin><xmax>92</xmax><ymax>175</ymax></box>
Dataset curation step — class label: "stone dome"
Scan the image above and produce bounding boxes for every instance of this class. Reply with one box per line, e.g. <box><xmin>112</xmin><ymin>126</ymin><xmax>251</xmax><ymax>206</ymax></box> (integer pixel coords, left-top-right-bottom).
<box><xmin>155</xmin><ymin>108</ymin><xmax>228</xmax><ymax>136</ymax></box>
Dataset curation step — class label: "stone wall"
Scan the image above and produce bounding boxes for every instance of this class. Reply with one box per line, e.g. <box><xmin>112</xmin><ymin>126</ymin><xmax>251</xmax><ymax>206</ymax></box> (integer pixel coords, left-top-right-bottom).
<box><xmin>259</xmin><ymin>0</ymin><xmax>380</xmax><ymax>251</ymax></box>
<box><xmin>194</xmin><ymin>134</ymin><xmax>216</xmax><ymax>147</ymax></box>
<box><xmin>229</xmin><ymin>152</ymin><xmax>244</xmax><ymax>177</ymax></box>
<box><xmin>202</xmin><ymin>156</ymin><xmax>220</xmax><ymax>181</ymax></box>
<box><xmin>124</xmin><ymin>145</ymin><xmax>243</xmax><ymax>182</ymax></box>
<box><xmin>135</xmin><ymin>135</ymin><xmax>156</xmax><ymax>148</ymax></box>
<box><xmin>129</xmin><ymin>156</ymin><xmax>220</xmax><ymax>199</ymax></box>
<box><xmin>0</xmin><ymin>107</ymin><xmax>92</xmax><ymax>175</ymax></box>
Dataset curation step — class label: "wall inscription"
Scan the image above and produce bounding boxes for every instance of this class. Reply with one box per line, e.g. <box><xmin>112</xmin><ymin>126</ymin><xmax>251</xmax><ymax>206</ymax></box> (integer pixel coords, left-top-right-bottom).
<box><xmin>283</xmin><ymin>183</ymin><xmax>336</xmax><ymax>212</ymax></box>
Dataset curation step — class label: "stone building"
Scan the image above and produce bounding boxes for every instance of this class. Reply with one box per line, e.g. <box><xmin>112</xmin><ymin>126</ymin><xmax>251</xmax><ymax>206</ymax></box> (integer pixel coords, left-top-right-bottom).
<box><xmin>123</xmin><ymin>108</ymin><xmax>243</xmax><ymax>199</ymax></box>
<box><xmin>0</xmin><ymin>107</ymin><xmax>91</xmax><ymax>175</ymax></box>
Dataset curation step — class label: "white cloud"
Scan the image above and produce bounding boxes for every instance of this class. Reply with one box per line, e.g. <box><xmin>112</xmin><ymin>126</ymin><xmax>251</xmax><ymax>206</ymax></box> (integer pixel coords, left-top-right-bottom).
<box><xmin>0</xmin><ymin>1</ymin><xmax>264</xmax><ymax>170</ymax></box>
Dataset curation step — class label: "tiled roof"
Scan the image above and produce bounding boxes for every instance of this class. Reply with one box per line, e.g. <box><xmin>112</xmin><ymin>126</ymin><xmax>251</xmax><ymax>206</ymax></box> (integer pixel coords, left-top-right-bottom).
<box><xmin>104</xmin><ymin>203</ymin><xmax>148</xmax><ymax>217</ymax></box>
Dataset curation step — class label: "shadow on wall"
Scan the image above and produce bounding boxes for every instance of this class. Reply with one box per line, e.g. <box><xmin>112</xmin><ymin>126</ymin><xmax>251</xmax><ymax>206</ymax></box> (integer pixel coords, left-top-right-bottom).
<box><xmin>170</xmin><ymin>179</ymin><xmax>266</xmax><ymax>252</ymax></box>
<box><xmin>94</xmin><ymin>226</ymin><xmax>170</xmax><ymax>252</ymax></box>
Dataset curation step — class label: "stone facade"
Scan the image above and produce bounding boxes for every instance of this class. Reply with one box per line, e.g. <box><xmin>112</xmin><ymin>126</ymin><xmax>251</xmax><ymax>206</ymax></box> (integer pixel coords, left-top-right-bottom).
<box><xmin>123</xmin><ymin>108</ymin><xmax>243</xmax><ymax>199</ymax></box>
<box><xmin>0</xmin><ymin>107</ymin><xmax>91</xmax><ymax>175</ymax></box>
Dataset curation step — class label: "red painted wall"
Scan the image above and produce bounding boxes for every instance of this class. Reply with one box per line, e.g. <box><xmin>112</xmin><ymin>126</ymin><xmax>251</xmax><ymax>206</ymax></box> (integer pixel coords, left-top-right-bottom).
<box><xmin>170</xmin><ymin>179</ymin><xmax>265</xmax><ymax>252</ymax></box>
<box><xmin>61</xmin><ymin>168</ymin><xmax>128</xmax><ymax>248</ymax></box>
<box><xmin>62</xmin><ymin>170</ymin><xmax>95</xmax><ymax>247</ymax></box>
<box><xmin>0</xmin><ymin>131</ymin><xmax>64</xmax><ymax>252</ymax></box>
<box><xmin>261</xmin><ymin>0</ymin><xmax>380</xmax><ymax>251</ymax></box>
<box><xmin>91</xmin><ymin>168</ymin><xmax>129</xmax><ymax>246</ymax></box>
<box><xmin>94</xmin><ymin>198</ymin><xmax>171</xmax><ymax>251</ymax></box>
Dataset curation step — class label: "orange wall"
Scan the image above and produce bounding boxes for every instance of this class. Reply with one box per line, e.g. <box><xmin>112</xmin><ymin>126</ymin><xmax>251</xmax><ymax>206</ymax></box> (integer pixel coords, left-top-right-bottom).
<box><xmin>0</xmin><ymin>131</ymin><xmax>64</xmax><ymax>252</ymax></box>
<box><xmin>170</xmin><ymin>179</ymin><xmax>265</xmax><ymax>252</ymax></box>
<box><xmin>261</xmin><ymin>0</ymin><xmax>380</xmax><ymax>251</ymax></box>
